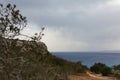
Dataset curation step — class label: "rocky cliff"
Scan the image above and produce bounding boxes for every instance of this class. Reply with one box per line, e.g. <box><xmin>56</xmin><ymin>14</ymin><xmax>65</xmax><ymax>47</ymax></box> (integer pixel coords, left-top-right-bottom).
<box><xmin>0</xmin><ymin>37</ymin><xmax>51</xmax><ymax>80</ymax></box>
<box><xmin>0</xmin><ymin>36</ymin><xmax>48</xmax><ymax>54</ymax></box>
<box><xmin>0</xmin><ymin>37</ymin><xmax>86</xmax><ymax>80</ymax></box>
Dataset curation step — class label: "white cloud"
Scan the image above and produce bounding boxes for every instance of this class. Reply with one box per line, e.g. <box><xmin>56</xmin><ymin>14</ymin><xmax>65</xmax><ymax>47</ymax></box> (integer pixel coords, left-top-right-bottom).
<box><xmin>107</xmin><ymin>0</ymin><xmax>120</xmax><ymax>6</ymax></box>
<box><xmin>42</xmin><ymin>27</ymin><xmax>88</xmax><ymax>51</ymax></box>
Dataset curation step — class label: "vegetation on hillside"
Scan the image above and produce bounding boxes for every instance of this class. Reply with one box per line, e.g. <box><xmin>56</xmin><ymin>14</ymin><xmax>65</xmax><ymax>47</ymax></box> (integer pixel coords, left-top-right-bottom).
<box><xmin>90</xmin><ymin>62</ymin><xmax>120</xmax><ymax>80</ymax></box>
<box><xmin>0</xmin><ymin>37</ymin><xmax>87</xmax><ymax>80</ymax></box>
<box><xmin>1</xmin><ymin>3</ymin><xmax>120</xmax><ymax>80</ymax></box>
<box><xmin>112</xmin><ymin>64</ymin><xmax>120</xmax><ymax>79</ymax></box>
<box><xmin>0</xmin><ymin>3</ymin><xmax>87</xmax><ymax>80</ymax></box>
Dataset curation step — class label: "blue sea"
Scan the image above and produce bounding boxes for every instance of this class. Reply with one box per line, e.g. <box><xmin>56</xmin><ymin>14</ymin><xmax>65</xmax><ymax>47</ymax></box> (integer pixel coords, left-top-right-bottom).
<box><xmin>52</xmin><ymin>52</ymin><xmax>120</xmax><ymax>67</ymax></box>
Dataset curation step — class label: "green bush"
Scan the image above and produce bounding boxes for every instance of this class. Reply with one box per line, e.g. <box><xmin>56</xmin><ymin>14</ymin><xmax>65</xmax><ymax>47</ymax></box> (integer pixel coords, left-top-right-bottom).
<box><xmin>101</xmin><ymin>67</ymin><xmax>111</xmax><ymax>76</ymax></box>
<box><xmin>90</xmin><ymin>63</ymin><xmax>106</xmax><ymax>74</ymax></box>
<box><xmin>90</xmin><ymin>63</ymin><xmax>111</xmax><ymax>76</ymax></box>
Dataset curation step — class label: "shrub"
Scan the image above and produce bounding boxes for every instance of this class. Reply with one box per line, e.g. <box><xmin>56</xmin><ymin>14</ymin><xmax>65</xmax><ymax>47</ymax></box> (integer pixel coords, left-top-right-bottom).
<box><xmin>90</xmin><ymin>63</ymin><xmax>111</xmax><ymax>76</ymax></box>
<box><xmin>112</xmin><ymin>65</ymin><xmax>120</xmax><ymax>79</ymax></box>
<box><xmin>101</xmin><ymin>66</ymin><xmax>111</xmax><ymax>76</ymax></box>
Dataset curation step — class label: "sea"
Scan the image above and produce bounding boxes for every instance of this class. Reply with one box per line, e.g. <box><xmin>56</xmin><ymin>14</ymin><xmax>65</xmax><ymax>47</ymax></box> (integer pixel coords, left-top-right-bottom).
<box><xmin>52</xmin><ymin>52</ymin><xmax>120</xmax><ymax>67</ymax></box>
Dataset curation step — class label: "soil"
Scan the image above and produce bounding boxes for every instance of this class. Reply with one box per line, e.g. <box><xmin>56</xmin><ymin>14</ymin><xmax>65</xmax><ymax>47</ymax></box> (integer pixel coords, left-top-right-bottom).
<box><xmin>68</xmin><ymin>71</ymin><xmax>115</xmax><ymax>80</ymax></box>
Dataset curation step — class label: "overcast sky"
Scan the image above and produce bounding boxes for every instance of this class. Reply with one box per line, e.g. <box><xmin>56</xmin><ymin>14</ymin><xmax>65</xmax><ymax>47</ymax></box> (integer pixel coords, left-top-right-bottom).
<box><xmin>1</xmin><ymin>0</ymin><xmax>120</xmax><ymax>52</ymax></box>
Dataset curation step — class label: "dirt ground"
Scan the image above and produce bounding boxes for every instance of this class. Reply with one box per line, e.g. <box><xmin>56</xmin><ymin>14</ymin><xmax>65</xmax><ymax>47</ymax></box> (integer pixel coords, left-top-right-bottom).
<box><xmin>68</xmin><ymin>72</ymin><xmax>115</xmax><ymax>80</ymax></box>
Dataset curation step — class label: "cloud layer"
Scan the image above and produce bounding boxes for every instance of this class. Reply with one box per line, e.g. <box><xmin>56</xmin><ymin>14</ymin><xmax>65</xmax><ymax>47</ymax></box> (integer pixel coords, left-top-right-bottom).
<box><xmin>1</xmin><ymin>0</ymin><xmax>120</xmax><ymax>51</ymax></box>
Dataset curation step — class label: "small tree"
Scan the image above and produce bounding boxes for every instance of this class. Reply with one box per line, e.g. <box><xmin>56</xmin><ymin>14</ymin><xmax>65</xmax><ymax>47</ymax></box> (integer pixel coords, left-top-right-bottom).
<box><xmin>0</xmin><ymin>3</ymin><xmax>46</xmax><ymax>80</ymax></box>
<box><xmin>31</xmin><ymin>27</ymin><xmax>45</xmax><ymax>42</ymax></box>
<box><xmin>20</xmin><ymin>27</ymin><xmax>45</xmax><ymax>42</ymax></box>
<box><xmin>90</xmin><ymin>63</ymin><xmax>111</xmax><ymax>76</ymax></box>
<box><xmin>0</xmin><ymin>3</ymin><xmax>27</xmax><ymax>38</ymax></box>
<box><xmin>0</xmin><ymin>4</ymin><xmax>27</xmax><ymax>80</ymax></box>
<box><xmin>90</xmin><ymin>63</ymin><xmax>106</xmax><ymax>74</ymax></box>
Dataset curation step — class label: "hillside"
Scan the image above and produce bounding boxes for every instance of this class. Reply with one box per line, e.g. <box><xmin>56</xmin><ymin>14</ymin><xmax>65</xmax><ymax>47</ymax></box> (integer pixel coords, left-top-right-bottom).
<box><xmin>0</xmin><ymin>36</ymin><xmax>87</xmax><ymax>80</ymax></box>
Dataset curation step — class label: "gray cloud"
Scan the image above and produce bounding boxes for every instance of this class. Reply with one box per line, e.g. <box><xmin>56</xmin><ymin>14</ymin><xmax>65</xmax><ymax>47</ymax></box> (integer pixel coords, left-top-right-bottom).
<box><xmin>1</xmin><ymin>0</ymin><xmax>120</xmax><ymax>51</ymax></box>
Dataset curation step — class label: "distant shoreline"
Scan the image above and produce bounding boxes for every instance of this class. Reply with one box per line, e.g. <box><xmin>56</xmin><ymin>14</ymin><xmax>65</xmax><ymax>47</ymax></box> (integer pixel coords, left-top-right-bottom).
<box><xmin>52</xmin><ymin>51</ymin><xmax>120</xmax><ymax>53</ymax></box>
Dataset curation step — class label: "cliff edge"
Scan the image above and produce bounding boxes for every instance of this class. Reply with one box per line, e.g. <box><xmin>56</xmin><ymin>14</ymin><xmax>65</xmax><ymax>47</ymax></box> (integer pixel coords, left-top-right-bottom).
<box><xmin>0</xmin><ymin>37</ymin><xmax>87</xmax><ymax>80</ymax></box>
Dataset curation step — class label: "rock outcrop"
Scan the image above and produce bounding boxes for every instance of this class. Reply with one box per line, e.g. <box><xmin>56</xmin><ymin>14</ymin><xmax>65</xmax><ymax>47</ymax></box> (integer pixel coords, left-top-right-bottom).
<box><xmin>0</xmin><ymin>36</ymin><xmax>49</xmax><ymax>80</ymax></box>
<box><xmin>0</xmin><ymin>36</ymin><xmax>48</xmax><ymax>54</ymax></box>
